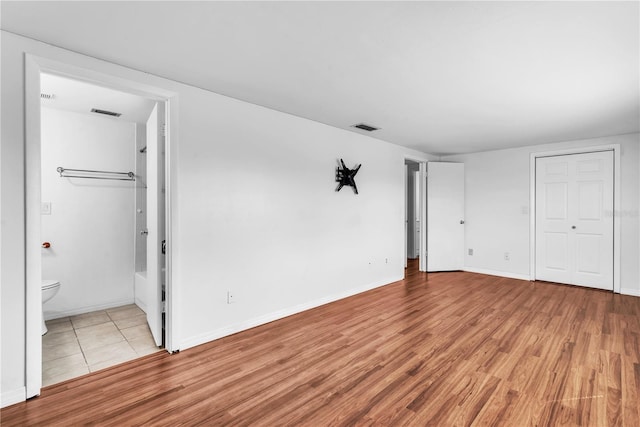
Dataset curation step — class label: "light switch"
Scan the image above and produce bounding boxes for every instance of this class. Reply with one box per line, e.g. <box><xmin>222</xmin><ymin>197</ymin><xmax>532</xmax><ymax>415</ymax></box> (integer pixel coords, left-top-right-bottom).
<box><xmin>41</xmin><ymin>202</ymin><xmax>52</xmax><ymax>215</ymax></box>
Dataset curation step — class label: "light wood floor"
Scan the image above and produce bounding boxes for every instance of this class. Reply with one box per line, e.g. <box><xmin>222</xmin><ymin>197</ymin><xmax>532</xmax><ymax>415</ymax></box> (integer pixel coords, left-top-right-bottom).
<box><xmin>42</xmin><ymin>304</ymin><xmax>160</xmax><ymax>386</ymax></box>
<box><xmin>2</xmin><ymin>260</ymin><xmax>639</xmax><ymax>426</ymax></box>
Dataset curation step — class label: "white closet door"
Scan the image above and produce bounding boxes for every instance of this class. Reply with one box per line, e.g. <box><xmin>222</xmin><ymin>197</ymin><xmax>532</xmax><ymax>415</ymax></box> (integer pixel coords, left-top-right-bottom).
<box><xmin>535</xmin><ymin>151</ymin><xmax>613</xmax><ymax>290</ymax></box>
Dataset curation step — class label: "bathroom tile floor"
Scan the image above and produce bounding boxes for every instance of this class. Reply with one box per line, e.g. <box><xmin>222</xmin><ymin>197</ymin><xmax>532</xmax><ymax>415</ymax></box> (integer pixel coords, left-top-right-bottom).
<box><xmin>42</xmin><ymin>304</ymin><xmax>161</xmax><ymax>387</ymax></box>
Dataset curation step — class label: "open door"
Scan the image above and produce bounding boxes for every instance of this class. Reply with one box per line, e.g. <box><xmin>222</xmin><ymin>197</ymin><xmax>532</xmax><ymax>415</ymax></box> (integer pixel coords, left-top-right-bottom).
<box><xmin>426</xmin><ymin>162</ymin><xmax>464</xmax><ymax>272</ymax></box>
<box><xmin>404</xmin><ymin>164</ymin><xmax>408</xmax><ymax>268</ymax></box>
<box><xmin>419</xmin><ymin>162</ymin><xmax>427</xmax><ymax>272</ymax></box>
<box><xmin>413</xmin><ymin>171</ymin><xmax>421</xmax><ymax>259</ymax></box>
<box><xmin>146</xmin><ymin>102</ymin><xmax>165</xmax><ymax>347</ymax></box>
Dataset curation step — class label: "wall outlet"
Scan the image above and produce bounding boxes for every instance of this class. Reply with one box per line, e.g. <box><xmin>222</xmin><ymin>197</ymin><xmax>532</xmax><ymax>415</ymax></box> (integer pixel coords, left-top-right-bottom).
<box><xmin>227</xmin><ymin>290</ymin><xmax>235</xmax><ymax>304</ymax></box>
<box><xmin>504</xmin><ymin>252</ymin><xmax>510</xmax><ymax>261</ymax></box>
<box><xmin>385</xmin><ymin>258</ymin><xmax>388</xmax><ymax>264</ymax></box>
<box><xmin>468</xmin><ymin>248</ymin><xmax>473</xmax><ymax>256</ymax></box>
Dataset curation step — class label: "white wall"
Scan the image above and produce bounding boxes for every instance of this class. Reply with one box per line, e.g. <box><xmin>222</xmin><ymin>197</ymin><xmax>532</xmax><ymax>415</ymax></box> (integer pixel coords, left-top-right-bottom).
<box><xmin>442</xmin><ymin>133</ymin><xmax>640</xmax><ymax>295</ymax></box>
<box><xmin>1</xmin><ymin>32</ymin><xmax>29</xmax><ymax>406</ymax></box>
<box><xmin>176</xmin><ymin>87</ymin><xmax>422</xmax><ymax>347</ymax></box>
<box><xmin>41</xmin><ymin>108</ymin><xmax>136</xmax><ymax>318</ymax></box>
<box><xmin>1</xmin><ymin>31</ymin><xmax>432</xmax><ymax>406</ymax></box>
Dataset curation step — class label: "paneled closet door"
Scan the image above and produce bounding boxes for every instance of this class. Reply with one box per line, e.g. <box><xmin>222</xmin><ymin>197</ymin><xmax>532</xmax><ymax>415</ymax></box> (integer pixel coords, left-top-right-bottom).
<box><xmin>535</xmin><ymin>151</ymin><xmax>613</xmax><ymax>290</ymax></box>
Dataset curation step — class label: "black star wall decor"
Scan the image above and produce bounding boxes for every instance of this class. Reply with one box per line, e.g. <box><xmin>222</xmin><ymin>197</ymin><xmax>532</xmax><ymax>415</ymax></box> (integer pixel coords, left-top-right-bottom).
<box><xmin>335</xmin><ymin>158</ymin><xmax>361</xmax><ymax>194</ymax></box>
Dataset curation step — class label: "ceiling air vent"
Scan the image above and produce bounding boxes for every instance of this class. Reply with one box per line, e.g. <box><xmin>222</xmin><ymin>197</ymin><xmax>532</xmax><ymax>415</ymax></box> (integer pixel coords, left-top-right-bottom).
<box><xmin>91</xmin><ymin>108</ymin><xmax>122</xmax><ymax>117</ymax></box>
<box><xmin>40</xmin><ymin>93</ymin><xmax>55</xmax><ymax>100</ymax></box>
<box><xmin>352</xmin><ymin>123</ymin><xmax>379</xmax><ymax>132</ymax></box>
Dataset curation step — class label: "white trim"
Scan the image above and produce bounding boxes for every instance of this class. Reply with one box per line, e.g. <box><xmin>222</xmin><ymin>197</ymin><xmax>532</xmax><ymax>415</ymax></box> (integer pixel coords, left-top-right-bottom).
<box><xmin>24</xmin><ymin>53</ymin><xmax>180</xmax><ymax>400</ymax></box>
<box><xmin>463</xmin><ymin>267</ymin><xmax>531</xmax><ymax>281</ymax></box>
<box><xmin>180</xmin><ymin>275</ymin><xmax>403</xmax><ymax>350</ymax></box>
<box><xmin>25</xmin><ymin>54</ymin><xmax>43</xmax><ymax>399</ymax></box>
<box><xmin>621</xmin><ymin>288</ymin><xmax>640</xmax><ymax>297</ymax></box>
<box><xmin>164</xmin><ymin>98</ymin><xmax>179</xmax><ymax>353</ymax></box>
<box><xmin>1</xmin><ymin>387</ymin><xmax>26</xmax><ymax>409</ymax></box>
<box><xmin>44</xmin><ymin>298</ymin><xmax>136</xmax><ymax>321</ymax></box>
<box><xmin>529</xmin><ymin>144</ymin><xmax>621</xmax><ymax>293</ymax></box>
<box><xmin>403</xmin><ymin>154</ymin><xmax>430</xmax><ymax>273</ymax></box>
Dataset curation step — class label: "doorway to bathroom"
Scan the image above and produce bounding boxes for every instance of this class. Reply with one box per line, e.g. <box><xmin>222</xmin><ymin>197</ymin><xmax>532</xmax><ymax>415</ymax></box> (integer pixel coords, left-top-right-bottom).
<box><xmin>38</xmin><ymin>73</ymin><xmax>167</xmax><ymax>386</ymax></box>
<box><xmin>39</xmin><ymin>73</ymin><xmax>165</xmax><ymax>386</ymax></box>
<box><xmin>24</xmin><ymin>54</ymin><xmax>176</xmax><ymax>398</ymax></box>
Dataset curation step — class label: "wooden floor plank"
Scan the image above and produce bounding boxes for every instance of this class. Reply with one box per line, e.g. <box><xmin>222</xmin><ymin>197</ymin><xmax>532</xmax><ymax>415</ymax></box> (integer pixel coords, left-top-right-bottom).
<box><xmin>2</xmin><ymin>259</ymin><xmax>639</xmax><ymax>426</ymax></box>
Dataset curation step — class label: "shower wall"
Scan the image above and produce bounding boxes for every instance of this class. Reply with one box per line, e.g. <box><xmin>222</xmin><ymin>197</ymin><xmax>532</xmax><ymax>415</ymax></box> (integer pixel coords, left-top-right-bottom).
<box><xmin>134</xmin><ymin>122</ymin><xmax>148</xmax><ymax>310</ymax></box>
<box><xmin>41</xmin><ymin>108</ymin><xmax>136</xmax><ymax>319</ymax></box>
<box><xmin>135</xmin><ymin>123</ymin><xmax>147</xmax><ymax>273</ymax></box>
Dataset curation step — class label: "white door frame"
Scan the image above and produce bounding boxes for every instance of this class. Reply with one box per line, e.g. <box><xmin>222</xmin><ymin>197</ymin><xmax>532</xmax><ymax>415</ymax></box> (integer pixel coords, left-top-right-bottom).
<box><xmin>25</xmin><ymin>54</ymin><xmax>179</xmax><ymax>398</ymax></box>
<box><xmin>404</xmin><ymin>164</ymin><xmax>408</xmax><ymax>268</ymax></box>
<box><xmin>529</xmin><ymin>144</ymin><xmax>621</xmax><ymax>293</ymax></box>
<box><xmin>403</xmin><ymin>156</ymin><xmax>427</xmax><ymax>272</ymax></box>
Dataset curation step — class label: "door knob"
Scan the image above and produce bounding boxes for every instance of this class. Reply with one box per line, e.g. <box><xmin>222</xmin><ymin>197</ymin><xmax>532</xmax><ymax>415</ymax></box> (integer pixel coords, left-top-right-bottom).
<box><xmin>42</xmin><ymin>242</ymin><xmax>51</xmax><ymax>248</ymax></box>
<box><xmin>460</xmin><ymin>220</ymin><xmax>465</xmax><ymax>224</ymax></box>
<box><xmin>571</xmin><ymin>225</ymin><xmax>576</xmax><ymax>229</ymax></box>
<box><xmin>140</xmin><ymin>230</ymin><xmax>149</xmax><ymax>236</ymax></box>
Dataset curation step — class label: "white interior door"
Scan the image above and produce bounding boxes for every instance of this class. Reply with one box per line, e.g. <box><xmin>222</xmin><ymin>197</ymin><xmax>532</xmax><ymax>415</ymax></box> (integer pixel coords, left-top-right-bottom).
<box><xmin>404</xmin><ymin>164</ymin><xmax>408</xmax><ymax>268</ymax></box>
<box><xmin>426</xmin><ymin>162</ymin><xmax>465</xmax><ymax>272</ymax></box>
<box><xmin>418</xmin><ymin>162</ymin><xmax>427</xmax><ymax>272</ymax></box>
<box><xmin>413</xmin><ymin>171</ymin><xmax>421</xmax><ymax>258</ymax></box>
<box><xmin>146</xmin><ymin>102</ymin><xmax>165</xmax><ymax>346</ymax></box>
<box><xmin>535</xmin><ymin>151</ymin><xmax>613</xmax><ymax>290</ymax></box>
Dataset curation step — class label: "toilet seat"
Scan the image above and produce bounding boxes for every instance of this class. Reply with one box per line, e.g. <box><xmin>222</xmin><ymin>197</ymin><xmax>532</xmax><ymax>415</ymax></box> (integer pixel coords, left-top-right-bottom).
<box><xmin>42</xmin><ymin>279</ymin><xmax>60</xmax><ymax>290</ymax></box>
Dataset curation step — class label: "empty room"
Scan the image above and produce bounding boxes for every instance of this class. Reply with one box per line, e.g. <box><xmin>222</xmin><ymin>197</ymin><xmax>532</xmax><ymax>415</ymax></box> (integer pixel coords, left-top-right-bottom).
<box><xmin>1</xmin><ymin>1</ymin><xmax>639</xmax><ymax>425</ymax></box>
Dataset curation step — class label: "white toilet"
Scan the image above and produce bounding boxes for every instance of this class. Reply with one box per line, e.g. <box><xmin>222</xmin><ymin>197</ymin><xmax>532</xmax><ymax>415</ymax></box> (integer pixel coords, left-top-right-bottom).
<box><xmin>42</xmin><ymin>280</ymin><xmax>61</xmax><ymax>335</ymax></box>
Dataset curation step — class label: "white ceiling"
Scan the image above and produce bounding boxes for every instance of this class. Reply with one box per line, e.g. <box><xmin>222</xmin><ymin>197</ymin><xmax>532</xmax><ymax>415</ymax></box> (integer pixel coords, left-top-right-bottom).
<box><xmin>41</xmin><ymin>73</ymin><xmax>157</xmax><ymax>124</ymax></box>
<box><xmin>2</xmin><ymin>1</ymin><xmax>638</xmax><ymax>155</ymax></box>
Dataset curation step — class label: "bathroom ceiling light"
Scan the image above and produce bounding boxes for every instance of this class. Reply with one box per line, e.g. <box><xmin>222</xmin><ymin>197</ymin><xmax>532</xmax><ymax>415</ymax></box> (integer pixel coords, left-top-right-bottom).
<box><xmin>91</xmin><ymin>108</ymin><xmax>122</xmax><ymax>117</ymax></box>
<box><xmin>351</xmin><ymin>123</ymin><xmax>380</xmax><ymax>132</ymax></box>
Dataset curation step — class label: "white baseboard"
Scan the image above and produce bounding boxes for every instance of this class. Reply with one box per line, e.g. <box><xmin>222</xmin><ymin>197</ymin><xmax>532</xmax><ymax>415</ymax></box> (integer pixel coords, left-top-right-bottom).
<box><xmin>44</xmin><ymin>298</ymin><xmax>135</xmax><ymax>320</ymax></box>
<box><xmin>180</xmin><ymin>275</ymin><xmax>402</xmax><ymax>351</ymax></box>
<box><xmin>464</xmin><ymin>268</ymin><xmax>640</xmax><ymax>296</ymax></box>
<box><xmin>463</xmin><ymin>267</ymin><xmax>531</xmax><ymax>281</ymax></box>
<box><xmin>1</xmin><ymin>387</ymin><xmax>25</xmax><ymax>408</ymax></box>
<box><xmin>621</xmin><ymin>288</ymin><xmax>640</xmax><ymax>297</ymax></box>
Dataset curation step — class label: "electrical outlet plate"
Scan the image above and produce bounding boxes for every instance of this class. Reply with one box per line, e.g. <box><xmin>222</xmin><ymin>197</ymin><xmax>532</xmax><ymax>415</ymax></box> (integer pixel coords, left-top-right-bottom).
<box><xmin>227</xmin><ymin>290</ymin><xmax>235</xmax><ymax>304</ymax></box>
